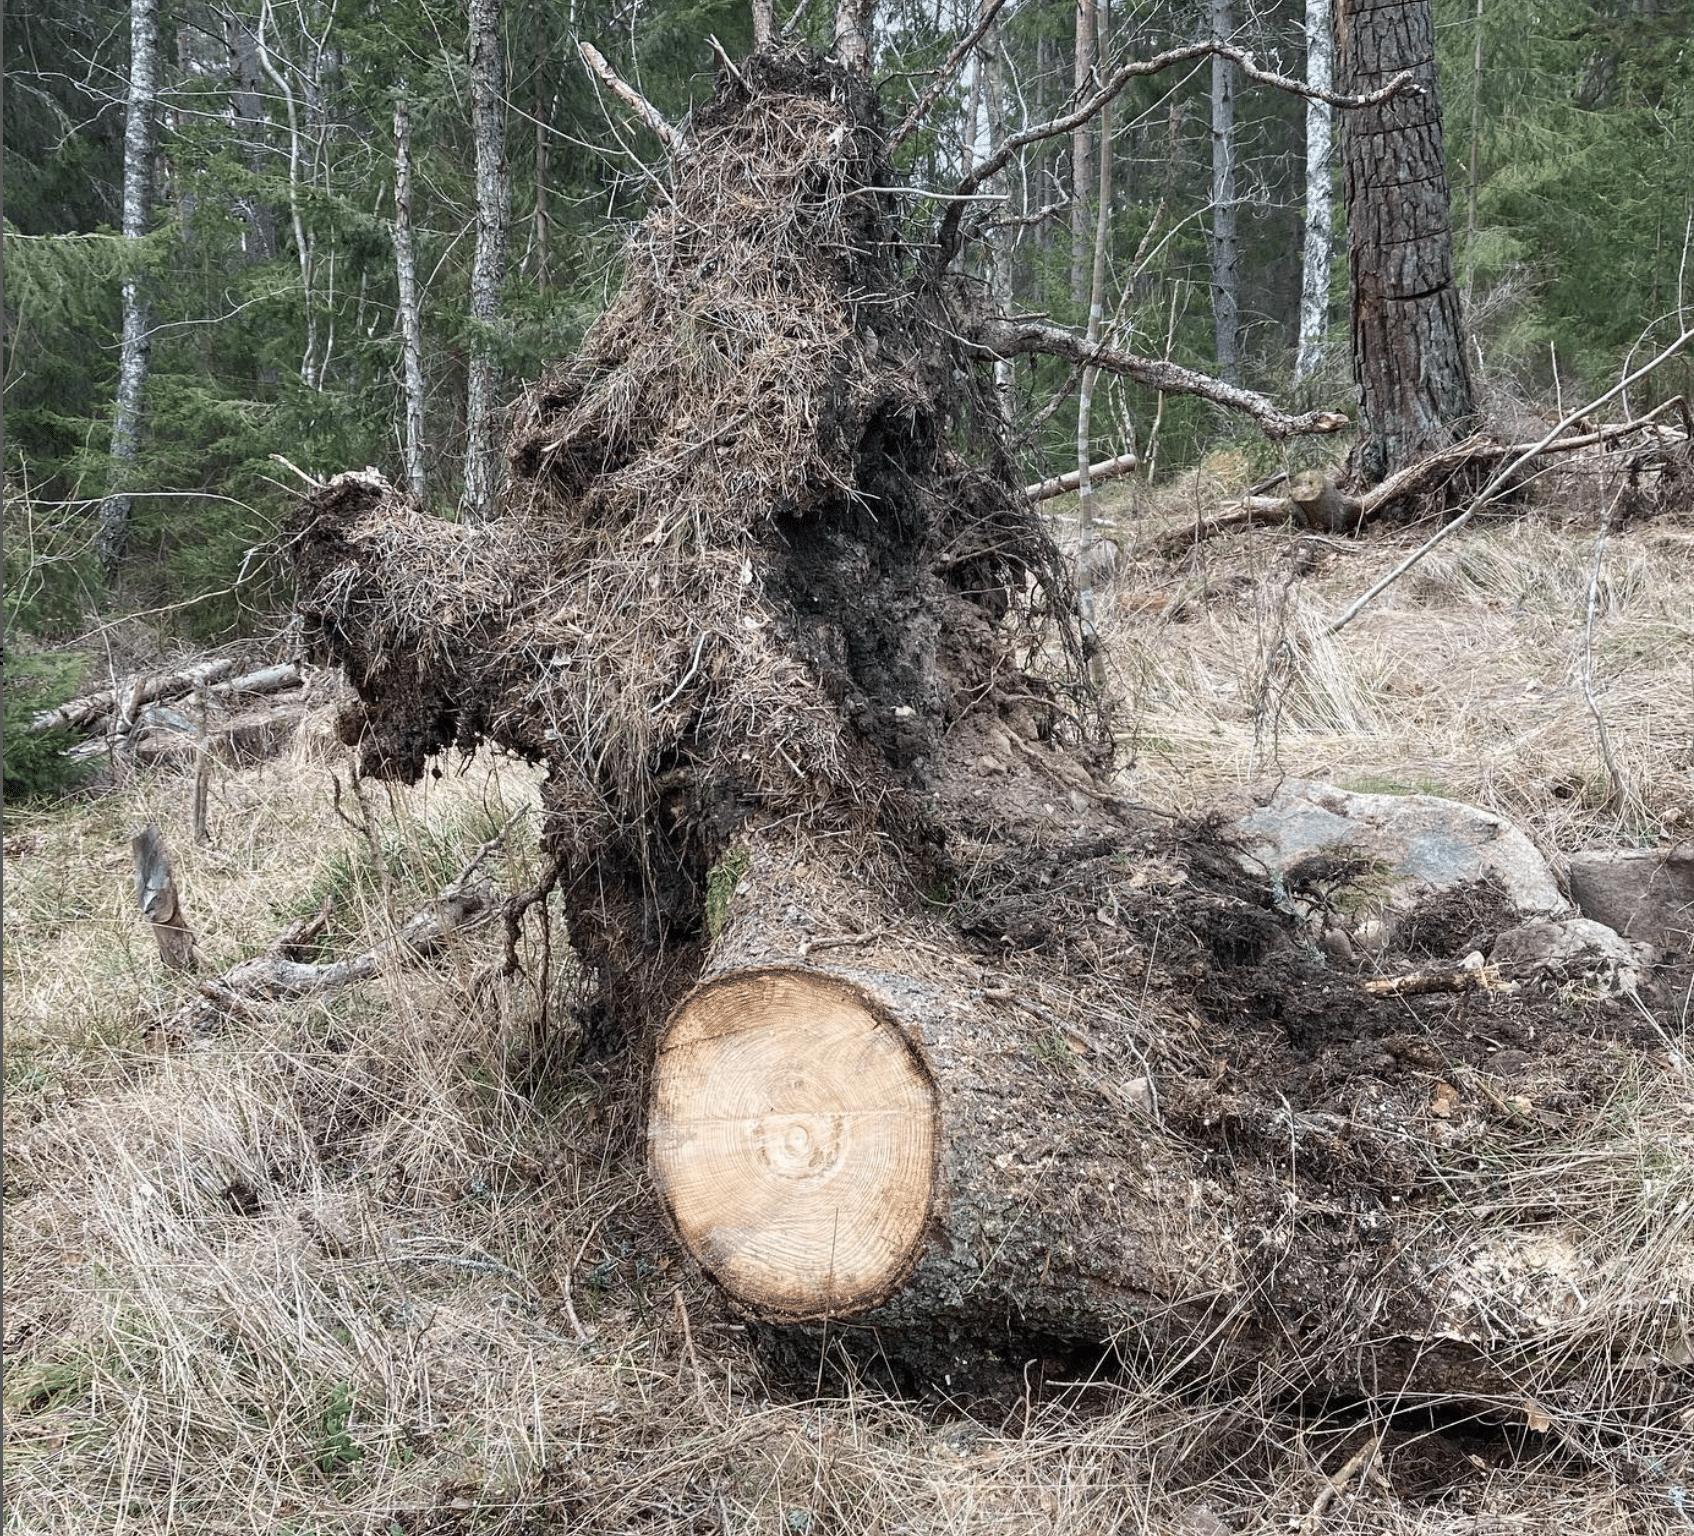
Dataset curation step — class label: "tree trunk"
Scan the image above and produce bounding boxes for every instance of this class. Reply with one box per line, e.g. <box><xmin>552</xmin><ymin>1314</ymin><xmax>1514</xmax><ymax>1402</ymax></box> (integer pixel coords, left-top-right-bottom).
<box><xmin>645</xmin><ymin>821</ymin><xmax>1623</xmax><ymax>1399</ymax></box>
<box><xmin>132</xmin><ymin>824</ymin><xmax>200</xmax><ymax>973</ymax></box>
<box><xmin>1208</xmin><ymin>0</ymin><xmax>1240</xmax><ymax>385</ymax></box>
<box><xmin>393</xmin><ymin>101</ymin><xmax>428</xmax><ymax>503</ymax></box>
<box><xmin>1076</xmin><ymin>0</ymin><xmax>1113</xmax><ymax>681</ymax></box>
<box><xmin>99</xmin><ymin>0</ymin><xmax>160</xmax><ymax>571</ymax></box>
<box><xmin>1293</xmin><ymin>0</ymin><xmax>1334</xmax><ymax>384</ymax></box>
<box><xmin>1069</xmin><ymin>0</ymin><xmax>1095</xmax><ymax>308</ymax></box>
<box><xmin>1336</xmin><ymin>0</ymin><xmax>1475</xmax><ymax>482</ymax></box>
<box><xmin>462</xmin><ymin>0</ymin><xmax>511</xmax><ymax>522</ymax></box>
<box><xmin>532</xmin><ymin>20</ymin><xmax>551</xmax><ymax>292</ymax></box>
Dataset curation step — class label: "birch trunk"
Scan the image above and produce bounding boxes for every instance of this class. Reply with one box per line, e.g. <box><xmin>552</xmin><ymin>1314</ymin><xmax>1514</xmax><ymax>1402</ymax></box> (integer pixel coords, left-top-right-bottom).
<box><xmin>1069</xmin><ymin>0</ymin><xmax>1095</xmax><ymax>308</ymax></box>
<box><xmin>1208</xmin><ymin>0</ymin><xmax>1240</xmax><ymax>385</ymax></box>
<box><xmin>982</xmin><ymin>5</ymin><xmax>1014</xmax><ymax>419</ymax></box>
<box><xmin>462</xmin><ymin>0</ymin><xmax>512</xmax><ymax>522</ymax></box>
<box><xmin>1293</xmin><ymin>0</ymin><xmax>1334</xmax><ymax>384</ymax></box>
<box><xmin>254</xmin><ymin>0</ymin><xmax>319</xmax><ymax>389</ymax></box>
<box><xmin>98</xmin><ymin>0</ymin><xmax>160</xmax><ymax>570</ymax></box>
<box><xmin>1336</xmin><ymin>0</ymin><xmax>1475</xmax><ymax>481</ymax></box>
<box><xmin>393</xmin><ymin>102</ymin><xmax>428</xmax><ymax>503</ymax></box>
<box><xmin>1076</xmin><ymin>0</ymin><xmax>1112</xmax><ymax>684</ymax></box>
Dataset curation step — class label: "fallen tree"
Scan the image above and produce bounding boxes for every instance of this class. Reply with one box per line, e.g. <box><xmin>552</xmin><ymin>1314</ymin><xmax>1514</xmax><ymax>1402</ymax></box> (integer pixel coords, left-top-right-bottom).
<box><xmin>287</xmin><ymin>36</ymin><xmax>1687</xmax><ymax>1415</ymax></box>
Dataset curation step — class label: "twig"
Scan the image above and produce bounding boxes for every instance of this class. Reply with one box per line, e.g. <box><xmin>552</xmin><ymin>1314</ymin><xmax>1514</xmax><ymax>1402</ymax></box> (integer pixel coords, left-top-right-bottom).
<box><xmin>269</xmin><ymin>453</ymin><xmax>324</xmax><ymax>489</ymax></box>
<box><xmin>579</xmin><ymin>42</ymin><xmax>680</xmax><ymax>150</ymax></box>
<box><xmin>888</xmin><ymin>0</ymin><xmax>1015</xmax><ymax>152</ymax></box>
<box><xmin>707</xmin><ymin>35</ymin><xmax>749</xmax><ymax>93</ymax></box>
<box><xmin>796</xmin><ymin>927</ymin><xmax>889</xmax><ymax>960</ymax></box>
<box><xmin>649</xmin><ymin>632</ymin><xmax>711</xmax><ymax>716</ymax></box>
<box><xmin>1300</xmin><ymin>1434</ymin><xmax>1382</xmax><ymax>1534</ymax></box>
<box><xmin>1580</xmin><ymin>487</ymin><xmax>1632</xmax><ymax>818</ymax></box>
<box><xmin>1364</xmin><ymin>956</ymin><xmax>1513</xmax><ymax>997</ymax></box>
<box><xmin>1326</xmin><ymin>327</ymin><xmax>1694</xmax><ymax>636</ymax></box>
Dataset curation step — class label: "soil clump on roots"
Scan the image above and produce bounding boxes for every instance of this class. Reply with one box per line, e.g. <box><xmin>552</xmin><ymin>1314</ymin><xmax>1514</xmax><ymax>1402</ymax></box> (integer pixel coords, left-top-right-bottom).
<box><xmin>294</xmin><ymin>45</ymin><xmax>1087</xmax><ymax>1037</ymax></box>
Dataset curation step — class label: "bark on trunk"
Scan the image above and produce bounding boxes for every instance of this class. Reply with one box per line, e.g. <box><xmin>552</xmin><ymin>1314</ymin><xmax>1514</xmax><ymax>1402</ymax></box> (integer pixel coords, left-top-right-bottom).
<box><xmin>132</xmin><ymin>824</ymin><xmax>200</xmax><ymax>972</ymax></box>
<box><xmin>1076</xmin><ymin>0</ymin><xmax>1113</xmax><ymax>679</ymax></box>
<box><xmin>647</xmin><ymin>824</ymin><xmax>1596</xmax><ymax>1398</ymax></box>
<box><xmin>462</xmin><ymin>0</ymin><xmax>511</xmax><ymax>522</ymax></box>
<box><xmin>1069</xmin><ymin>0</ymin><xmax>1095</xmax><ymax>308</ymax></box>
<box><xmin>1294</xmin><ymin>0</ymin><xmax>1335</xmax><ymax>384</ymax></box>
<box><xmin>393</xmin><ymin>101</ymin><xmax>428</xmax><ymax>503</ymax></box>
<box><xmin>1336</xmin><ymin>0</ymin><xmax>1475</xmax><ymax>482</ymax></box>
<box><xmin>99</xmin><ymin>0</ymin><xmax>160</xmax><ymax>570</ymax></box>
<box><xmin>1208</xmin><ymin>0</ymin><xmax>1240</xmax><ymax>385</ymax></box>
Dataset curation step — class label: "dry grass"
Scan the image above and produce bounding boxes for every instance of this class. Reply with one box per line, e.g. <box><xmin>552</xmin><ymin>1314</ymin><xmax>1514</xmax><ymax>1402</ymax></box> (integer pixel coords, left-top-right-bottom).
<box><xmin>1091</xmin><ymin>476</ymin><xmax>1694</xmax><ymax>856</ymax></box>
<box><xmin>6</xmin><ymin>480</ymin><xmax>1694</xmax><ymax>1533</ymax></box>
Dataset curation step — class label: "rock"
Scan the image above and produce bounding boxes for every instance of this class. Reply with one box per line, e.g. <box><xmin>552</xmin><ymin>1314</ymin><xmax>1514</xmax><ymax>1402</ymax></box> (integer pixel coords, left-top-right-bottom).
<box><xmin>1565</xmin><ymin>846</ymin><xmax>1693</xmax><ymax>955</ymax></box>
<box><xmin>1233</xmin><ymin>779</ymin><xmax>1568</xmax><ymax>924</ymax></box>
<box><xmin>1490</xmin><ymin>917</ymin><xmax>1656</xmax><ymax>997</ymax></box>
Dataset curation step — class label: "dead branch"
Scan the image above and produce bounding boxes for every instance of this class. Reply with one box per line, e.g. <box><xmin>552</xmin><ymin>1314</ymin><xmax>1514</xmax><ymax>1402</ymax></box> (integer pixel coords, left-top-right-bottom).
<box><xmin>132</xmin><ymin>824</ymin><xmax>201</xmax><ymax>973</ymax></box>
<box><xmin>579</xmin><ymin>42</ymin><xmax>680</xmax><ymax>150</ymax></box>
<box><xmin>1158</xmin><ymin>403</ymin><xmax>1692</xmax><ymax>554</ymax></box>
<box><xmin>152</xmin><ymin>809</ymin><xmax>526</xmax><ymax>1043</ymax></box>
<box><xmin>976</xmin><ymin>320</ymin><xmax>1349</xmax><ymax>439</ymax></box>
<box><xmin>1326</xmin><ymin>327</ymin><xmax>1694</xmax><ymax>636</ymax></box>
<box><xmin>30</xmin><ymin>658</ymin><xmax>237</xmax><ymax>735</ymax></box>
<box><xmin>888</xmin><ymin>0</ymin><xmax>1016</xmax><ymax>152</ymax></box>
<box><xmin>1025</xmin><ymin>451</ymin><xmax>1139</xmax><ymax>502</ymax></box>
<box><xmin>1363</xmin><ymin>957</ymin><xmax>1511</xmax><ymax>997</ymax></box>
<box><xmin>936</xmin><ymin>42</ymin><xmax>1417</xmax><ymax>264</ymax></box>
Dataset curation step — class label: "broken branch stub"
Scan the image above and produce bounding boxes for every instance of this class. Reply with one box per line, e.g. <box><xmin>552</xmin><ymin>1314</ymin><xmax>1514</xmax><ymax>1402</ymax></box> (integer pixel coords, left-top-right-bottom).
<box><xmin>132</xmin><ymin>824</ymin><xmax>200</xmax><ymax>973</ymax></box>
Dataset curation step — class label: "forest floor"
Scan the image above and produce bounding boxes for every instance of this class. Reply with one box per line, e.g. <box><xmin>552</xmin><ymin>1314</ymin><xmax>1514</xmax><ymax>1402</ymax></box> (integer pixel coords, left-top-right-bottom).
<box><xmin>4</xmin><ymin>465</ymin><xmax>1691</xmax><ymax>1535</ymax></box>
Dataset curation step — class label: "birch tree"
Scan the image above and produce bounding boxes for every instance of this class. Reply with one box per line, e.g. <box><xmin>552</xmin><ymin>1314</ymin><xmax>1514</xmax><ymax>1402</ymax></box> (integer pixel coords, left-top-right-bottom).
<box><xmin>1208</xmin><ymin>0</ymin><xmax>1240</xmax><ymax>385</ymax></box>
<box><xmin>393</xmin><ymin>101</ymin><xmax>428</xmax><ymax>503</ymax></box>
<box><xmin>98</xmin><ymin>0</ymin><xmax>160</xmax><ymax>569</ymax></box>
<box><xmin>1293</xmin><ymin>0</ymin><xmax>1334</xmax><ymax>384</ymax></box>
<box><xmin>462</xmin><ymin>0</ymin><xmax>511</xmax><ymax>522</ymax></box>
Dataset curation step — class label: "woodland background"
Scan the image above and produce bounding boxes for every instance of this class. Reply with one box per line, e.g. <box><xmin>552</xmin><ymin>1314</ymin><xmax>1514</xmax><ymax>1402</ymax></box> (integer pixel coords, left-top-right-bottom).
<box><xmin>5</xmin><ymin>0</ymin><xmax>1692</xmax><ymax>681</ymax></box>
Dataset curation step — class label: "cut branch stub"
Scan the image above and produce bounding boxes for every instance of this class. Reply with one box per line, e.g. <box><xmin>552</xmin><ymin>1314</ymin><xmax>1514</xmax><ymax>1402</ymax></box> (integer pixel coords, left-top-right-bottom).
<box><xmin>650</xmin><ymin>966</ymin><xmax>938</xmax><ymax>1321</ymax></box>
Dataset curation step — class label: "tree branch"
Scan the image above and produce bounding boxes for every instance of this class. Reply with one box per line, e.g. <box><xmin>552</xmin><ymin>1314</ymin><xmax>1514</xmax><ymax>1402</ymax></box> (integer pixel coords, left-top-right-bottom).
<box><xmin>578</xmin><ymin>42</ymin><xmax>680</xmax><ymax>150</ymax></box>
<box><xmin>888</xmin><ymin>0</ymin><xmax>1016</xmax><ymax>153</ymax></box>
<box><xmin>974</xmin><ymin>320</ymin><xmax>1349</xmax><ymax>439</ymax></box>
<box><xmin>1025</xmin><ymin>451</ymin><xmax>1140</xmax><ymax>502</ymax></box>
<box><xmin>936</xmin><ymin>41</ymin><xmax>1418</xmax><ymax>265</ymax></box>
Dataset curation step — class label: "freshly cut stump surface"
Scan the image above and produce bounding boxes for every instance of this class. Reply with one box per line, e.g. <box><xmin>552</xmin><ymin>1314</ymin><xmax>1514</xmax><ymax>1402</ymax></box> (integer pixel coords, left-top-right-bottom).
<box><xmin>650</xmin><ymin>967</ymin><xmax>938</xmax><ymax>1320</ymax></box>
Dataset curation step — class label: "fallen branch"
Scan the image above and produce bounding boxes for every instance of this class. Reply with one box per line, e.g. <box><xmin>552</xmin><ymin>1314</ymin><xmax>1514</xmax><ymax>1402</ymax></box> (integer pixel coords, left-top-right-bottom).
<box><xmin>152</xmin><ymin>809</ymin><xmax>526</xmax><ymax>1043</ymax></box>
<box><xmin>1363</xmin><ymin>955</ymin><xmax>1512</xmax><ymax>997</ymax></box>
<box><xmin>1025</xmin><ymin>451</ymin><xmax>1139</xmax><ymax>502</ymax></box>
<box><xmin>975</xmin><ymin>321</ymin><xmax>1348</xmax><ymax>440</ymax></box>
<box><xmin>30</xmin><ymin>658</ymin><xmax>237</xmax><ymax>735</ymax></box>
<box><xmin>1326</xmin><ymin>327</ymin><xmax>1694</xmax><ymax>636</ymax></box>
<box><xmin>1300</xmin><ymin>1435</ymin><xmax>1384</xmax><ymax>1535</ymax></box>
<box><xmin>1158</xmin><ymin>401</ymin><xmax>1691</xmax><ymax>554</ymax></box>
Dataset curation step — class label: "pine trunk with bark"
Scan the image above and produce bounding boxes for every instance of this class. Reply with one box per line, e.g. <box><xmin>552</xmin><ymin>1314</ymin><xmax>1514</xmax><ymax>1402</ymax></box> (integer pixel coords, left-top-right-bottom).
<box><xmin>285</xmin><ymin>35</ymin><xmax>1666</xmax><ymax>1409</ymax></box>
<box><xmin>1294</xmin><ymin>0</ymin><xmax>1334</xmax><ymax>384</ymax></box>
<box><xmin>462</xmin><ymin>0</ymin><xmax>511</xmax><ymax>521</ymax></box>
<box><xmin>99</xmin><ymin>0</ymin><xmax>160</xmax><ymax>570</ymax></box>
<box><xmin>1336</xmin><ymin>0</ymin><xmax>1475</xmax><ymax>482</ymax></box>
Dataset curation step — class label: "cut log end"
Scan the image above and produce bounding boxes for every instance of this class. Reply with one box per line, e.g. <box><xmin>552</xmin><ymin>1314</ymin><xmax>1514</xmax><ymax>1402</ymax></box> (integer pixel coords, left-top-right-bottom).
<box><xmin>649</xmin><ymin>967</ymin><xmax>937</xmax><ymax>1322</ymax></box>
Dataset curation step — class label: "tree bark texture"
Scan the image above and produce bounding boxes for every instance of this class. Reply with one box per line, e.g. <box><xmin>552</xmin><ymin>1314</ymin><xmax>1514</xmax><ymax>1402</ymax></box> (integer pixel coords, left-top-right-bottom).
<box><xmin>99</xmin><ymin>0</ymin><xmax>160</xmax><ymax>570</ymax></box>
<box><xmin>462</xmin><ymin>0</ymin><xmax>511</xmax><ymax>521</ymax></box>
<box><xmin>1209</xmin><ymin>0</ymin><xmax>1241</xmax><ymax>385</ymax></box>
<box><xmin>393</xmin><ymin>102</ymin><xmax>428</xmax><ymax>503</ymax></box>
<box><xmin>1294</xmin><ymin>0</ymin><xmax>1335</xmax><ymax>384</ymax></box>
<box><xmin>1070</xmin><ymin>0</ymin><xmax>1095</xmax><ymax>308</ymax></box>
<box><xmin>646</xmin><ymin>821</ymin><xmax>1639</xmax><ymax>1399</ymax></box>
<box><xmin>1336</xmin><ymin>0</ymin><xmax>1475</xmax><ymax>482</ymax></box>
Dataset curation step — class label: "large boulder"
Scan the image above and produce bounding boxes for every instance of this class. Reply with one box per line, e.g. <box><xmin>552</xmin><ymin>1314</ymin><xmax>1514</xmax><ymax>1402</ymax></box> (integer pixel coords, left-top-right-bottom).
<box><xmin>1565</xmin><ymin>846</ymin><xmax>1694</xmax><ymax>955</ymax></box>
<box><xmin>1232</xmin><ymin>779</ymin><xmax>1569</xmax><ymax>929</ymax></box>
